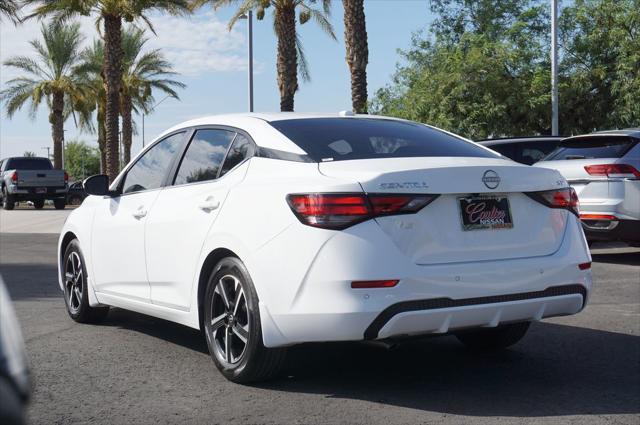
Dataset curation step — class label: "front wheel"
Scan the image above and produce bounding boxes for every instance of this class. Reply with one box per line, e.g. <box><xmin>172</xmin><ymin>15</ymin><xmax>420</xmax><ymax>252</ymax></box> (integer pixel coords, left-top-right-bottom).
<box><xmin>455</xmin><ymin>322</ymin><xmax>530</xmax><ymax>351</ymax></box>
<box><xmin>203</xmin><ymin>257</ymin><xmax>286</xmax><ymax>383</ymax></box>
<box><xmin>62</xmin><ymin>240</ymin><xmax>109</xmax><ymax>323</ymax></box>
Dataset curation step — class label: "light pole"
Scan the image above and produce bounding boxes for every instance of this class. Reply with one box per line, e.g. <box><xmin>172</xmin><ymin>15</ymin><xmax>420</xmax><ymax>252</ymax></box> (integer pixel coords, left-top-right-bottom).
<box><xmin>41</xmin><ymin>147</ymin><xmax>51</xmax><ymax>161</ymax></box>
<box><xmin>142</xmin><ymin>94</ymin><xmax>172</xmax><ymax>148</ymax></box>
<box><xmin>551</xmin><ymin>0</ymin><xmax>559</xmax><ymax>136</ymax></box>
<box><xmin>240</xmin><ymin>11</ymin><xmax>254</xmax><ymax>112</ymax></box>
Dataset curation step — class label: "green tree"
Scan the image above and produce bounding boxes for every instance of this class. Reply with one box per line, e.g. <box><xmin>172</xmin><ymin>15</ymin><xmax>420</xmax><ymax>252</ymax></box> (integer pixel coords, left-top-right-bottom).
<box><xmin>1</xmin><ymin>22</ymin><xmax>86</xmax><ymax>169</ymax></box>
<box><xmin>64</xmin><ymin>140</ymin><xmax>101</xmax><ymax>181</ymax></box>
<box><xmin>343</xmin><ymin>0</ymin><xmax>369</xmax><ymax>113</ymax></box>
<box><xmin>371</xmin><ymin>0</ymin><xmax>639</xmax><ymax>138</ymax></box>
<box><xmin>204</xmin><ymin>0</ymin><xmax>336</xmax><ymax>111</ymax></box>
<box><xmin>26</xmin><ymin>0</ymin><xmax>191</xmax><ymax>182</ymax></box>
<box><xmin>120</xmin><ymin>27</ymin><xmax>184</xmax><ymax>164</ymax></box>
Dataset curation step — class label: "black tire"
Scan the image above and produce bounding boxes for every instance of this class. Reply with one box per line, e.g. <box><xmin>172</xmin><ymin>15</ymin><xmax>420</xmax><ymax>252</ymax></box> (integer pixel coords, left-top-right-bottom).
<box><xmin>62</xmin><ymin>240</ymin><xmax>109</xmax><ymax>323</ymax></box>
<box><xmin>455</xmin><ymin>322</ymin><xmax>530</xmax><ymax>351</ymax></box>
<box><xmin>2</xmin><ymin>187</ymin><xmax>15</xmax><ymax>210</ymax></box>
<box><xmin>203</xmin><ymin>257</ymin><xmax>286</xmax><ymax>383</ymax></box>
<box><xmin>33</xmin><ymin>199</ymin><xmax>45</xmax><ymax>209</ymax></box>
<box><xmin>53</xmin><ymin>198</ymin><xmax>65</xmax><ymax>210</ymax></box>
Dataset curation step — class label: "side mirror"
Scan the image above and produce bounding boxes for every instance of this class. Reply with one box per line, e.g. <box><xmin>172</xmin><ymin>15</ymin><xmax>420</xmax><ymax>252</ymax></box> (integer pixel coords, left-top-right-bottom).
<box><xmin>83</xmin><ymin>174</ymin><xmax>110</xmax><ymax>196</ymax></box>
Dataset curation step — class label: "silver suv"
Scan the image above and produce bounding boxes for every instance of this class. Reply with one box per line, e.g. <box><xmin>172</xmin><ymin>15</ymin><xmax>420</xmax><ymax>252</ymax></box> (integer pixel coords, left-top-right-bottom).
<box><xmin>535</xmin><ymin>130</ymin><xmax>639</xmax><ymax>246</ymax></box>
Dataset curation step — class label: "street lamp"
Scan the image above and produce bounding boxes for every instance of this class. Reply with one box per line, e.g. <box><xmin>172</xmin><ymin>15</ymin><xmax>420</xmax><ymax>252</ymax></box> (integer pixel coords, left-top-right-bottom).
<box><xmin>142</xmin><ymin>94</ymin><xmax>172</xmax><ymax>148</ymax></box>
<box><xmin>551</xmin><ymin>0</ymin><xmax>559</xmax><ymax>136</ymax></box>
<box><xmin>239</xmin><ymin>11</ymin><xmax>254</xmax><ymax>112</ymax></box>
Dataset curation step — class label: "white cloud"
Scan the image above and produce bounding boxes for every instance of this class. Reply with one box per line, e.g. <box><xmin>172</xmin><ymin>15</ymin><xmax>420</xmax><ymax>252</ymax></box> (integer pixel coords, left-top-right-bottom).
<box><xmin>0</xmin><ymin>9</ymin><xmax>249</xmax><ymax>83</ymax></box>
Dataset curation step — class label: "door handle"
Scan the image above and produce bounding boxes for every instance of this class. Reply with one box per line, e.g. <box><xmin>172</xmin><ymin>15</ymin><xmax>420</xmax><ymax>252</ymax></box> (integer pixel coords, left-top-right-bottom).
<box><xmin>198</xmin><ymin>196</ymin><xmax>220</xmax><ymax>213</ymax></box>
<box><xmin>132</xmin><ymin>206</ymin><xmax>147</xmax><ymax>219</ymax></box>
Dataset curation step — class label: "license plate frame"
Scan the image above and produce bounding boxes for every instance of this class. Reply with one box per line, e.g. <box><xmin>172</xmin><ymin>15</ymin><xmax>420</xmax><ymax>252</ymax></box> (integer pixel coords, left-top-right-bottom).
<box><xmin>35</xmin><ymin>187</ymin><xmax>47</xmax><ymax>194</ymax></box>
<box><xmin>458</xmin><ymin>194</ymin><xmax>513</xmax><ymax>231</ymax></box>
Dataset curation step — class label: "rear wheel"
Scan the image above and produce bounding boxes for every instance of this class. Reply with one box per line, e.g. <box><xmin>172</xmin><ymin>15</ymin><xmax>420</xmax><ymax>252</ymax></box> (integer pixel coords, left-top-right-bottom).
<box><xmin>53</xmin><ymin>199</ymin><xmax>65</xmax><ymax>210</ymax></box>
<box><xmin>63</xmin><ymin>240</ymin><xmax>109</xmax><ymax>323</ymax></box>
<box><xmin>33</xmin><ymin>199</ymin><xmax>45</xmax><ymax>209</ymax></box>
<box><xmin>203</xmin><ymin>257</ymin><xmax>286</xmax><ymax>383</ymax></box>
<box><xmin>2</xmin><ymin>187</ymin><xmax>15</xmax><ymax>210</ymax></box>
<box><xmin>455</xmin><ymin>322</ymin><xmax>530</xmax><ymax>351</ymax></box>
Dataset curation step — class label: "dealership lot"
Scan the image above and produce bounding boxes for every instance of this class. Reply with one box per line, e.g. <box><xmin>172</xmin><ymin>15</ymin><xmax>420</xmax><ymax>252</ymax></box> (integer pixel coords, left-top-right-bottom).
<box><xmin>0</xmin><ymin>210</ymin><xmax>638</xmax><ymax>425</ymax></box>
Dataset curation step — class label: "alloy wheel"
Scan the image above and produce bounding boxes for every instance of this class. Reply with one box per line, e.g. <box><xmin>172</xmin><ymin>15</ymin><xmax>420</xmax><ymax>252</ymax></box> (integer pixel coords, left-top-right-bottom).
<box><xmin>64</xmin><ymin>251</ymin><xmax>83</xmax><ymax>314</ymax></box>
<box><xmin>209</xmin><ymin>274</ymin><xmax>250</xmax><ymax>365</ymax></box>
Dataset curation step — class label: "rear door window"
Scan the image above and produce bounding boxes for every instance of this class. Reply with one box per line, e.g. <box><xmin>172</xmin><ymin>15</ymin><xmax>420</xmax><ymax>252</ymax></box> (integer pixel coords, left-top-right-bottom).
<box><xmin>269</xmin><ymin>118</ymin><xmax>498</xmax><ymax>162</ymax></box>
<box><xmin>546</xmin><ymin>137</ymin><xmax>637</xmax><ymax>160</ymax></box>
<box><xmin>219</xmin><ymin>133</ymin><xmax>255</xmax><ymax>177</ymax></box>
<box><xmin>174</xmin><ymin>129</ymin><xmax>235</xmax><ymax>185</ymax></box>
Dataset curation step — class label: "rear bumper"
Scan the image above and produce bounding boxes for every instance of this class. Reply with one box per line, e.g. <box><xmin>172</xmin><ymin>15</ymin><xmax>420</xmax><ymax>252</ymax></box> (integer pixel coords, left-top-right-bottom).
<box><xmin>6</xmin><ymin>185</ymin><xmax>66</xmax><ymax>200</ymax></box>
<box><xmin>583</xmin><ymin>218</ymin><xmax>640</xmax><ymax>243</ymax></box>
<box><xmin>255</xmin><ymin>215</ymin><xmax>592</xmax><ymax>347</ymax></box>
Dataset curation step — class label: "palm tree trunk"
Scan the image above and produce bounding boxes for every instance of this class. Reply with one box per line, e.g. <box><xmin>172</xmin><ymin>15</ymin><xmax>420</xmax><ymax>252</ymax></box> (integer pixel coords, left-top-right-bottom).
<box><xmin>274</xmin><ymin>4</ymin><xmax>297</xmax><ymax>112</ymax></box>
<box><xmin>49</xmin><ymin>91</ymin><xmax>65</xmax><ymax>169</ymax></box>
<box><xmin>121</xmin><ymin>95</ymin><xmax>133</xmax><ymax>164</ymax></box>
<box><xmin>343</xmin><ymin>0</ymin><xmax>369</xmax><ymax>114</ymax></box>
<box><xmin>103</xmin><ymin>14</ymin><xmax>123</xmax><ymax>182</ymax></box>
<box><xmin>97</xmin><ymin>102</ymin><xmax>107</xmax><ymax>173</ymax></box>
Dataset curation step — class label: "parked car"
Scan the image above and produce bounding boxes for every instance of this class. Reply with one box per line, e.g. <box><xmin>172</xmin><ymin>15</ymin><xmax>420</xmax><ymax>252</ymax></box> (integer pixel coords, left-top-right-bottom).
<box><xmin>0</xmin><ymin>277</ymin><xmax>30</xmax><ymax>425</ymax></box>
<box><xmin>477</xmin><ymin>136</ymin><xmax>564</xmax><ymax>165</ymax></box>
<box><xmin>0</xmin><ymin>157</ymin><xmax>67</xmax><ymax>210</ymax></box>
<box><xmin>535</xmin><ymin>130</ymin><xmax>639</xmax><ymax>246</ymax></box>
<box><xmin>58</xmin><ymin>113</ymin><xmax>592</xmax><ymax>383</ymax></box>
<box><xmin>66</xmin><ymin>181</ymin><xmax>87</xmax><ymax>206</ymax></box>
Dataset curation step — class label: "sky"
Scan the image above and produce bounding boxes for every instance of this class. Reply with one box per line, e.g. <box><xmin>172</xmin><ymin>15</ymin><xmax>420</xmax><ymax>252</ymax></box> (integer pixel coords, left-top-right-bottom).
<box><xmin>0</xmin><ymin>1</ymin><xmax>434</xmax><ymax>161</ymax></box>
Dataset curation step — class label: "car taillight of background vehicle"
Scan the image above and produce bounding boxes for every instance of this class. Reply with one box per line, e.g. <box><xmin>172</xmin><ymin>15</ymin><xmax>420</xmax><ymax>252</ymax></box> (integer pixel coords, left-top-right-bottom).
<box><xmin>11</xmin><ymin>171</ymin><xmax>18</xmax><ymax>183</ymax></box>
<box><xmin>584</xmin><ymin>164</ymin><xmax>640</xmax><ymax>179</ymax></box>
<box><xmin>526</xmin><ymin>188</ymin><xmax>579</xmax><ymax>216</ymax></box>
<box><xmin>64</xmin><ymin>171</ymin><xmax>69</xmax><ymax>183</ymax></box>
<box><xmin>287</xmin><ymin>193</ymin><xmax>439</xmax><ymax>229</ymax></box>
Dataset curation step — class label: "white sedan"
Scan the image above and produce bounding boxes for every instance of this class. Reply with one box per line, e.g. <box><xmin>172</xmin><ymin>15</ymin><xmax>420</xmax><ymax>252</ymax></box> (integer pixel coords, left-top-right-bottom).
<box><xmin>58</xmin><ymin>113</ymin><xmax>592</xmax><ymax>382</ymax></box>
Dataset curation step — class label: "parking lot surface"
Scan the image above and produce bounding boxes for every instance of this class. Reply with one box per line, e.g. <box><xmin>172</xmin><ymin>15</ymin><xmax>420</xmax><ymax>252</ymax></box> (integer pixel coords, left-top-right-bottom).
<box><xmin>0</xmin><ymin>230</ymin><xmax>638</xmax><ymax>425</ymax></box>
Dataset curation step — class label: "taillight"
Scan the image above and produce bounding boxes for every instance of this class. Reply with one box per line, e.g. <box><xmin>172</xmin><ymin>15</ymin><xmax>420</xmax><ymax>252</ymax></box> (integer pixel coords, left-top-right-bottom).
<box><xmin>287</xmin><ymin>193</ymin><xmax>439</xmax><ymax>230</ymax></box>
<box><xmin>584</xmin><ymin>164</ymin><xmax>640</xmax><ymax>179</ymax></box>
<box><xmin>526</xmin><ymin>188</ymin><xmax>579</xmax><ymax>216</ymax></box>
<box><xmin>11</xmin><ymin>171</ymin><xmax>18</xmax><ymax>183</ymax></box>
<box><xmin>351</xmin><ymin>280</ymin><xmax>399</xmax><ymax>289</ymax></box>
<box><xmin>64</xmin><ymin>171</ymin><xmax>69</xmax><ymax>183</ymax></box>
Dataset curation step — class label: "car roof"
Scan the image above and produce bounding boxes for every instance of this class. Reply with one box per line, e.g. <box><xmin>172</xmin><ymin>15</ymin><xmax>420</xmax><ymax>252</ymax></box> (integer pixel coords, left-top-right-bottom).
<box><xmin>152</xmin><ymin>112</ymin><xmax>465</xmax><ymax>154</ymax></box>
<box><xmin>477</xmin><ymin>136</ymin><xmax>564</xmax><ymax>146</ymax></box>
<box><xmin>589</xmin><ymin>129</ymin><xmax>640</xmax><ymax>137</ymax></box>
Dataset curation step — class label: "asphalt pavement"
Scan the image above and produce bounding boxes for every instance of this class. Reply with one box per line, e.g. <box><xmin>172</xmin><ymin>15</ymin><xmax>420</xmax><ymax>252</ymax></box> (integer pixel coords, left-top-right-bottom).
<box><xmin>0</xmin><ymin>230</ymin><xmax>638</xmax><ymax>425</ymax></box>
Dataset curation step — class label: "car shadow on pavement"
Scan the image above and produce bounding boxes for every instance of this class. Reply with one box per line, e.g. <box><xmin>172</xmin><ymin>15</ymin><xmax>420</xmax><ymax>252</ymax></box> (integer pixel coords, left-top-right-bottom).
<box><xmin>591</xmin><ymin>250</ymin><xmax>640</xmax><ymax>266</ymax></box>
<box><xmin>256</xmin><ymin>322</ymin><xmax>640</xmax><ymax>418</ymax></box>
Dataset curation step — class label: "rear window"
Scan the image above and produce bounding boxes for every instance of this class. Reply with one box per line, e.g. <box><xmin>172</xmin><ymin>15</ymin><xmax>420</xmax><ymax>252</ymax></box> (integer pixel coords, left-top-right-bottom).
<box><xmin>269</xmin><ymin>118</ymin><xmax>498</xmax><ymax>162</ymax></box>
<box><xmin>545</xmin><ymin>136</ymin><xmax>637</xmax><ymax>160</ymax></box>
<box><xmin>6</xmin><ymin>157</ymin><xmax>53</xmax><ymax>170</ymax></box>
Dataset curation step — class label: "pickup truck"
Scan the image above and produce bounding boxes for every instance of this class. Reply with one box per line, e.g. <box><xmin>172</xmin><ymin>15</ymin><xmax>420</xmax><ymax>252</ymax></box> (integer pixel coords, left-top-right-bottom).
<box><xmin>0</xmin><ymin>157</ymin><xmax>68</xmax><ymax>210</ymax></box>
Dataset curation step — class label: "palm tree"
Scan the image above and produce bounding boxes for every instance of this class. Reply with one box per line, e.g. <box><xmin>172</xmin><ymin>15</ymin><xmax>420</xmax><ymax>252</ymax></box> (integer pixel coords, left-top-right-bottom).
<box><xmin>1</xmin><ymin>22</ymin><xmax>86</xmax><ymax>169</ymax></box>
<box><xmin>75</xmin><ymin>40</ymin><xmax>108</xmax><ymax>172</ymax></box>
<box><xmin>204</xmin><ymin>0</ymin><xmax>335</xmax><ymax>111</ymax></box>
<box><xmin>26</xmin><ymin>0</ymin><xmax>191</xmax><ymax>182</ymax></box>
<box><xmin>120</xmin><ymin>27</ymin><xmax>184</xmax><ymax>163</ymax></box>
<box><xmin>343</xmin><ymin>0</ymin><xmax>368</xmax><ymax>113</ymax></box>
<box><xmin>0</xmin><ymin>0</ymin><xmax>22</xmax><ymax>23</ymax></box>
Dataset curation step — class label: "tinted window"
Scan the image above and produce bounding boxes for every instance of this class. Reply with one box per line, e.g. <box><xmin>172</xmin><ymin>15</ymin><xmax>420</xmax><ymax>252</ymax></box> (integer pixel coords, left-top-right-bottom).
<box><xmin>546</xmin><ymin>137</ymin><xmax>637</xmax><ymax>160</ymax></box>
<box><xmin>269</xmin><ymin>118</ymin><xmax>498</xmax><ymax>162</ymax></box>
<box><xmin>488</xmin><ymin>144</ymin><xmax>515</xmax><ymax>160</ymax></box>
<box><xmin>220</xmin><ymin>134</ymin><xmax>255</xmax><ymax>177</ymax></box>
<box><xmin>123</xmin><ymin>132</ymin><xmax>184</xmax><ymax>194</ymax></box>
<box><xmin>517</xmin><ymin>142</ymin><xmax>559</xmax><ymax>165</ymax></box>
<box><xmin>6</xmin><ymin>157</ymin><xmax>53</xmax><ymax>170</ymax></box>
<box><xmin>174</xmin><ymin>129</ymin><xmax>235</xmax><ymax>185</ymax></box>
